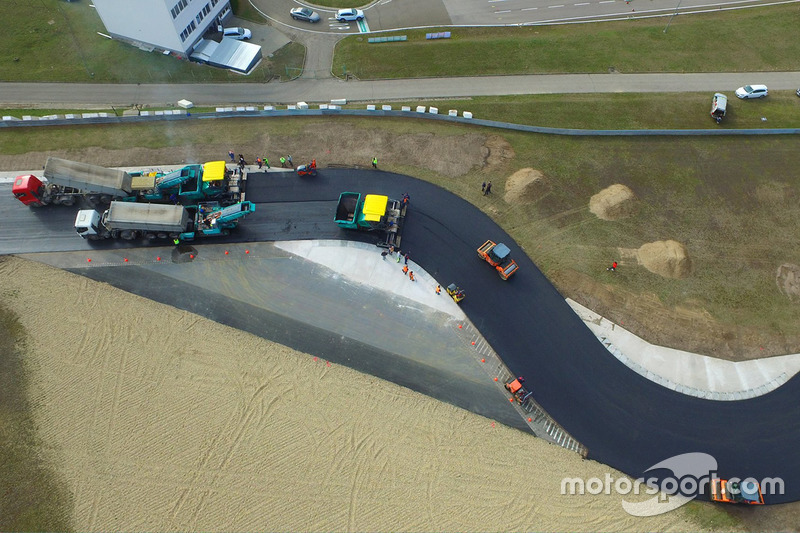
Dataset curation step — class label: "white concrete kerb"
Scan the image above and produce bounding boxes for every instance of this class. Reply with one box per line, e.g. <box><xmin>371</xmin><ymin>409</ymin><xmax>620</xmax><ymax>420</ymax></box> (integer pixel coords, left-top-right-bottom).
<box><xmin>275</xmin><ymin>240</ymin><xmax>465</xmax><ymax>319</ymax></box>
<box><xmin>568</xmin><ymin>299</ymin><xmax>800</xmax><ymax>400</ymax></box>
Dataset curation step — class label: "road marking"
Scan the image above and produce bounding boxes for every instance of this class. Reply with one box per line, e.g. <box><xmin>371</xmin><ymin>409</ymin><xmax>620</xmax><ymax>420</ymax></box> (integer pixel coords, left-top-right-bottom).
<box><xmin>488</xmin><ymin>0</ymin><xmax>509</xmax><ymax>2</ymax></box>
<box><xmin>495</xmin><ymin>9</ymin><xmax>511</xmax><ymax>12</ymax></box>
<box><xmin>599</xmin><ymin>1</ymin><xmax>615</xmax><ymax>3</ymax></box>
<box><xmin>548</xmin><ymin>4</ymin><xmax>565</xmax><ymax>7</ymax></box>
<box><xmin>358</xmin><ymin>18</ymin><xmax>370</xmax><ymax>32</ymax></box>
<box><xmin>521</xmin><ymin>6</ymin><xmax>538</xmax><ymax>9</ymax></box>
<box><xmin>575</xmin><ymin>2</ymin><xmax>590</xmax><ymax>5</ymax></box>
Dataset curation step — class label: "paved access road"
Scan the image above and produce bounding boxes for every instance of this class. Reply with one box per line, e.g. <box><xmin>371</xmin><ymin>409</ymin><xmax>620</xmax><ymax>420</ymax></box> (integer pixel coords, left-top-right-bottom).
<box><xmin>3</xmin><ymin>169</ymin><xmax>798</xmax><ymax>503</ymax></box>
<box><xmin>2</xmin><ymin>71</ymin><xmax>799</xmax><ymax>107</ymax></box>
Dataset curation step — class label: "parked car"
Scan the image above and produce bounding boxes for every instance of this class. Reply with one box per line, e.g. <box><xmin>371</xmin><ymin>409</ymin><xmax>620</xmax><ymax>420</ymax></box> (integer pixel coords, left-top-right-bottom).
<box><xmin>735</xmin><ymin>84</ymin><xmax>768</xmax><ymax>99</ymax></box>
<box><xmin>796</xmin><ymin>87</ymin><xmax>800</xmax><ymax>97</ymax></box>
<box><xmin>336</xmin><ymin>8</ymin><xmax>365</xmax><ymax>22</ymax></box>
<box><xmin>290</xmin><ymin>7</ymin><xmax>321</xmax><ymax>23</ymax></box>
<box><xmin>222</xmin><ymin>27</ymin><xmax>251</xmax><ymax>40</ymax></box>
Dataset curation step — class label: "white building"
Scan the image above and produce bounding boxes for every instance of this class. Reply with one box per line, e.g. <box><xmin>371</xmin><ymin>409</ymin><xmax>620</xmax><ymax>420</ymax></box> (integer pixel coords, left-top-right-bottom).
<box><xmin>93</xmin><ymin>0</ymin><xmax>232</xmax><ymax>56</ymax></box>
<box><xmin>92</xmin><ymin>0</ymin><xmax>264</xmax><ymax>73</ymax></box>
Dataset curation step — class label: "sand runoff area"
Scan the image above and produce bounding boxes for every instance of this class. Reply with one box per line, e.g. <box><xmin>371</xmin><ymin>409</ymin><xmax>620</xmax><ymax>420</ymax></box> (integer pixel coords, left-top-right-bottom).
<box><xmin>2</xmin><ymin>255</ymin><xmax>713</xmax><ymax>531</ymax></box>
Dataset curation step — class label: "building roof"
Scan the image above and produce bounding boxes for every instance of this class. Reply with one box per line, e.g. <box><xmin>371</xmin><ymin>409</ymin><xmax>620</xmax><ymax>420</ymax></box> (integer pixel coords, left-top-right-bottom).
<box><xmin>190</xmin><ymin>38</ymin><xmax>261</xmax><ymax>74</ymax></box>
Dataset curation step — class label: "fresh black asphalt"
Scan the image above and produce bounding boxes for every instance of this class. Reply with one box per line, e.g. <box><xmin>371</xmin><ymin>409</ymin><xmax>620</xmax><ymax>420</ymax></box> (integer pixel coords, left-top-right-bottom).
<box><xmin>3</xmin><ymin>168</ymin><xmax>798</xmax><ymax>502</ymax></box>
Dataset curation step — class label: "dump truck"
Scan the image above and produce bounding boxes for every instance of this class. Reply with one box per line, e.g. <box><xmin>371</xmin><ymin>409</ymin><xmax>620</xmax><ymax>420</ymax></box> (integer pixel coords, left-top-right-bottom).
<box><xmin>13</xmin><ymin>157</ymin><xmax>134</xmax><ymax>207</ymax></box>
<box><xmin>75</xmin><ymin>200</ymin><xmax>254</xmax><ymax>241</ymax></box>
<box><xmin>13</xmin><ymin>158</ymin><xmax>244</xmax><ymax>207</ymax></box>
<box><xmin>710</xmin><ymin>479</ymin><xmax>765</xmax><ymax>505</ymax></box>
<box><xmin>477</xmin><ymin>239</ymin><xmax>519</xmax><ymax>280</ymax></box>
<box><xmin>334</xmin><ymin>192</ymin><xmax>406</xmax><ymax>248</ymax></box>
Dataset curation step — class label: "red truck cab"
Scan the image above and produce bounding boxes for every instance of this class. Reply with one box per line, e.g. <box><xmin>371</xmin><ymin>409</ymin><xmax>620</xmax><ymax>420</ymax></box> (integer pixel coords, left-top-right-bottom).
<box><xmin>12</xmin><ymin>174</ymin><xmax>45</xmax><ymax>206</ymax></box>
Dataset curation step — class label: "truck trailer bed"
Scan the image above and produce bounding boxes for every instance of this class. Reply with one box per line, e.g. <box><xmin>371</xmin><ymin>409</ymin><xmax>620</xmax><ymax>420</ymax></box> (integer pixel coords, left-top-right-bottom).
<box><xmin>44</xmin><ymin>157</ymin><xmax>133</xmax><ymax>197</ymax></box>
<box><xmin>104</xmin><ymin>201</ymin><xmax>189</xmax><ymax>232</ymax></box>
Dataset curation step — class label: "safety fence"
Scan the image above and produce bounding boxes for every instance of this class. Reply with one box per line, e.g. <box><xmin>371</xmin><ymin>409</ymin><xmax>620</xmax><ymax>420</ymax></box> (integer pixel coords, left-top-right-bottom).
<box><xmin>4</xmin><ymin>106</ymin><xmax>800</xmax><ymax>137</ymax></box>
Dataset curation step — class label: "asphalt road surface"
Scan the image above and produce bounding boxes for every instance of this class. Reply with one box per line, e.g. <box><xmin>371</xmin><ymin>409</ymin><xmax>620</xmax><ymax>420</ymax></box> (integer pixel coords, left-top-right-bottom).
<box><xmin>3</xmin><ymin>168</ymin><xmax>798</xmax><ymax>503</ymax></box>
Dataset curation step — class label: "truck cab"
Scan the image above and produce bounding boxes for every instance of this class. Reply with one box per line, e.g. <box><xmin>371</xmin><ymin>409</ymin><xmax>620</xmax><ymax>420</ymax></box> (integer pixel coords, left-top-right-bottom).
<box><xmin>12</xmin><ymin>175</ymin><xmax>45</xmax><ymax>206</ymax></box>
<box><xmin>75</xmin><ymin>209</ymin><xmax>103</xmax><ymax>238</ymax></box>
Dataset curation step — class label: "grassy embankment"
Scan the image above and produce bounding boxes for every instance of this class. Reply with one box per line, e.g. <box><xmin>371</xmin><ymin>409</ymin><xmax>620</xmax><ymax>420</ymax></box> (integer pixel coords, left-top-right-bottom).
<box><xmin>333</xmin><ymin>4</ymin><xmax>800</xmax><ymax>78</ymax></box>
<box><xmin>4</xmin><ymin>90</ymin><xmax>800</xmax><ymax>128</ymax></box>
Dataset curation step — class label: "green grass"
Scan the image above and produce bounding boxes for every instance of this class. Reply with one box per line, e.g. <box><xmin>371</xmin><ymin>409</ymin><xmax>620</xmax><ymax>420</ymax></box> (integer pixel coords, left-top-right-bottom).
<box><xmin>4</xmin><ymin>1</ymin><xmax>800</xmax><ymax>84</ymax></box>
<box><xmin>0</xmin><ymin>0</ymin><xmax>301</xmax><ymax>82</ymax></box>
<box><xmin>682</xmin><ymin>501</ymin><xmax>741</xmax><ymax>530</ymax></box>
<box><xmin>333</xmin><ymin>4</ymin><xmax>800</xmax><ymax>79</ymax></box>
<box><xmin>0</xmin><ymin>285</ymin><xmax>73</xmax><ymax>531</ymax></box>
<box><xmin>229</xmin><ymin>0</ymin><xmax>268</xmax><ymax>23</ymax></box>
<box><xmin>6</xmin><ymin>90</ymin><xmax>797</xmax><ymax>129</ymax></box>
<box><xmin>339</xmin><ymin>92</ymin><xmax>800</xmax><ymax>130</ymax></box>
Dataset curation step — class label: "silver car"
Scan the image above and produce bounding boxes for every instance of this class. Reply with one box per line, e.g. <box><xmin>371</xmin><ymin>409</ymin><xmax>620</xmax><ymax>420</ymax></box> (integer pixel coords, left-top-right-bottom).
<box><xmin>290</xmin><ymin>7</ymin><xmax>321</xmax><ymax>23</ymax></box>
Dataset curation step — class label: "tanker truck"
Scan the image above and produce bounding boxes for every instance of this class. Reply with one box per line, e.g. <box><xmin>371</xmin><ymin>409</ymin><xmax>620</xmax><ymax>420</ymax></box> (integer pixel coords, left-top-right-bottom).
<box><xmin>75</xmin><ymin>200</ymin><xmax>255</xmax><ymax>242</ymax></box>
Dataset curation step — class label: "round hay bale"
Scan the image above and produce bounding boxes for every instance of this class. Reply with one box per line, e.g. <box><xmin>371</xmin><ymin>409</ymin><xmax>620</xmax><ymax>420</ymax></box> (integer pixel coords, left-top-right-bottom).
<box><xmin>776</xmin><ymin>263</ymin><xmax>800</xmax><ymax>302</ymax></box>
<box><xmin>589</xmin><ymin>184</ymin><xmax>638</xmax><ymax>221</ymax></box>
<box><xmin>503</xmin><ymin>168</ymin><xmax>549</xmax><ymax>204</ymax></box>
<box><xmin>638</xmin><ymin>240</ymin><xmax>692</xmax><ymax>279</ymax></box>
